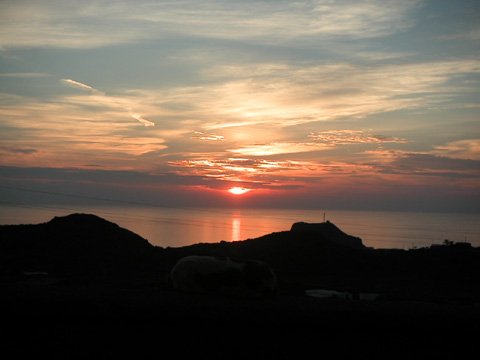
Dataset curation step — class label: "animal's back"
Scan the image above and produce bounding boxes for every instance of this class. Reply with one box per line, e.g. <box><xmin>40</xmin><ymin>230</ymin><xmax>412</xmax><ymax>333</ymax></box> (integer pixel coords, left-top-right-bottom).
<box><xmin>170</xmin><ymin>255</ymin><xmax>276</xmax><ymax>297</ymax></box>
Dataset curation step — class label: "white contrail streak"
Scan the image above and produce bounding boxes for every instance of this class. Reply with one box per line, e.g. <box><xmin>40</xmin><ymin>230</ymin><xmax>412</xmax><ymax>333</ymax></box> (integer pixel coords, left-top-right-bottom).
<box><xmin>130</xmin><ymin>113</ymin><xmax>155</xmax><ymax>127</ymax></box>
<box><xmin>60</xmin><ymin>78</ymin><xmax>155</xmax><ymax>127</ymax></box>
<box><xmin>60</xmin><ymin>79</ymin><xmax>105</xmax><ymax>95</ymax></box>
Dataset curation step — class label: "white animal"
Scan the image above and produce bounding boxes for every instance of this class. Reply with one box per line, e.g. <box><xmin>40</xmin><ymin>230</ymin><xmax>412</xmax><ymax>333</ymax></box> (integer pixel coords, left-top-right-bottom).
<box><xmin>170</xmin><ymin>255</ymin><xmax>277</xmax><ymax>297</ymax></box>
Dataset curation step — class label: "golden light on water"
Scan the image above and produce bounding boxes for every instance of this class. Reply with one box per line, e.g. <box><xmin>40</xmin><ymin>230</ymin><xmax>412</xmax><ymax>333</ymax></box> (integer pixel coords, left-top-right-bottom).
<box><xmin>232</xmin><ymin>217</ymin><xmax>241</xmax><ymax>241</ymax></box>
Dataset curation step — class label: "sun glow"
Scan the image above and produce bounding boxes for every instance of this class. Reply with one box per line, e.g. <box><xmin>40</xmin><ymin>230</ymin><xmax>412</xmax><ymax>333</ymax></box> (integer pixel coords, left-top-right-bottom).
<box><xmin>228</xmin><ymin>187</ymin><xmax>251</xmax><ymax>195</ymax></box>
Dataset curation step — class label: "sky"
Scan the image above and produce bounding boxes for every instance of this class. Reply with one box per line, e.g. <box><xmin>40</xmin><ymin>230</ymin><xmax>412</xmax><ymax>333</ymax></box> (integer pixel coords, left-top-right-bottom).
<box><xmin>0</xmin><ymin>0</ymin><xmax>479</xmax><ymax>212</ymax></box>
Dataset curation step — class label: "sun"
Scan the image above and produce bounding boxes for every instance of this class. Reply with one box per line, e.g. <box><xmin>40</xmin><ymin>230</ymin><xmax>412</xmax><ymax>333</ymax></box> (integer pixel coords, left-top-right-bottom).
<box><xmin>228</xmin><ymin>187</ymin><xmax>251</xmax><ymax>195</ymax></box>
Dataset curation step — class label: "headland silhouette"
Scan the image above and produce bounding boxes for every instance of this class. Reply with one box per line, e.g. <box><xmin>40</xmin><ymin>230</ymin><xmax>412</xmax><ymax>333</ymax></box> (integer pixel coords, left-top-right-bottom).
<box><xmin>1</xmin><ymin>213</ymin><xmax>479</xmax><ymax>351</ymax></box>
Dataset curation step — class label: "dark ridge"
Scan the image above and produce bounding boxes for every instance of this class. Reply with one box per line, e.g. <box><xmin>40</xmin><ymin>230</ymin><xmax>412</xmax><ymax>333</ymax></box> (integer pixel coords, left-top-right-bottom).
<box><xmin>1</xmin><ymin>213</ymin><xmax>480</xmax><ymax>303</ymax></box>
<box><xmin>290</xmin><ymin>221</ymin><xmax>366</xmax><ymax>249</ymax></box>
<box><xmin>0</xmin><ymin>213</ymin><xmax>157</xmax><ymax>280</ymax></box>
<box><xmin>2</xmin><ymin>213</ymin><xmax>480</xmax><ymax>351</ymax></box>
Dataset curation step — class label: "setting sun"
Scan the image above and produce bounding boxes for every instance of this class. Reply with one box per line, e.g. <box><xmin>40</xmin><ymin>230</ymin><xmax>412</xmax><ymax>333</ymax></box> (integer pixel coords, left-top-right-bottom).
<box><xmin>228</xmin><ymin>187</ymin><xmax>251</xmax><ymax>195</ymax></box>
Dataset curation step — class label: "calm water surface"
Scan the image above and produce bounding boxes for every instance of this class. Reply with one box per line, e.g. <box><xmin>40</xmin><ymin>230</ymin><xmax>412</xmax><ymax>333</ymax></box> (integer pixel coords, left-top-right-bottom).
<box><xmin>0</xmin><ymin>204</ymin><xmax>478</xmax><ymax>249</ymax></box>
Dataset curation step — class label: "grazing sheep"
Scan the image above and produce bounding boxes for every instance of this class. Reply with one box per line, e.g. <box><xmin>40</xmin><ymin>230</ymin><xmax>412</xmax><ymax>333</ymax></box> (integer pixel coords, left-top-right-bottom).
<box><xmin>171</xmin><ymin>255</ymin><xmax>277</xmax><ymax>297</ymax></box>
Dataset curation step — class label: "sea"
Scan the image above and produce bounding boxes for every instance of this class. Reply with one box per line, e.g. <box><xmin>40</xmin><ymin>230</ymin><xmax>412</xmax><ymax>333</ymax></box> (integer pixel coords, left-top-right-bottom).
<box><xmin>1</xmin><ymin>204</ymin><xmax>479</xmax><ymax>250</ymax></box>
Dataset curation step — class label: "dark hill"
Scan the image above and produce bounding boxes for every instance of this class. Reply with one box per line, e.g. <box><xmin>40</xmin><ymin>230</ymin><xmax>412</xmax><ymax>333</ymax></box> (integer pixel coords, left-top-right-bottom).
<box><xmin>1</xmin><ymin>213</ymin><xmax>480</xmax><ymax>302</ymax></box>
<box><xmin>163</xmin><ymin>227</ymin><xmax>371</xmax><ymax>293</ymax></box>
<box><xmin>2</xmin><ymin>213</ymin><xmax>480</xmax><ymax>351</ymax></box>
<box><xmin>290</xmin><ymin>221</ymin><xmax>365</xmax><ymax>249</ymax></box>
<box><xmin>162</xmin><ymin>225</ymin><xmax>480</xmax><ymax>302</ymax></box>
<box><xmin>0</xmin><ymin>213</ymin><xmax>156</xmax><ymax>279</ymax></box>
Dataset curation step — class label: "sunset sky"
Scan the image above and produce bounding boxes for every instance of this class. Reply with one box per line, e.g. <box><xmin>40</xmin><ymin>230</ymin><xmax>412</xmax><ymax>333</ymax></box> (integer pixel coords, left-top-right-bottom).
<box><xmin>1</xmin><ymin>0</ymin><xmax>479</xmax><ymax>212</ymax></box>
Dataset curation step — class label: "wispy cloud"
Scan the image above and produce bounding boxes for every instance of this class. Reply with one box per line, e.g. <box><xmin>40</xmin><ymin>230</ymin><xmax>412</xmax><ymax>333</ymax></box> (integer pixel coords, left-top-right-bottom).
<box><xmin>0</xmin><ymin>92</ymin><xmax>162</xmax><ymax>169</ymax></box>
<box><xmin>364</xmin><ymin>147</ymin><xmax>480</xmax><ymax>181</ymax></box>
<box><xmin>61</xmin><ymin>79</ymin><xmax>105</xmax><ymax>95</ymax></box>
<box><xmin>171</xmin><ymin>59</ymin><xmax>480</xmax><ymax>130</ymax></box>
<box><xmin>1</xmin><ymin>0</ymin><xmax>479</xmax><ymax>212</ymax></box>
<box><xmin>309</xmin><ymin>130</ymin><xmax>407</xmax><ymax>145</ymax></box>
<box><xmin>77</xmin><ymin>136</ymin><xmax>166</xmax><ymax>156</ymax></box>
<box><xmin>191</xmin><ymin>131</ymin><xmax>225</xmax><ymax>141</ymax></box>
<box><xmin>433</xmin><ymin>139</ymin><xmax>480</xmax><ymax>160</ymax></box>
<box><xmin>168</xmin><ymin>156</ymin><xmax>325</xmax><ymax>185</ymax></box>
<box><xmin>383</xmin><ymin>153</ymin><xmax>480</xmax><ymax>179</ymax></box>
<box><xmin>60</xmin><ymin>78</ymin><xmax>154</xmax><ymax>127</ymax></box>
<box><xmin>0</xmin><ymin>72</ymin><xmax>50</xmax><ymax>78</ymax></box>
<box><xmin>0</xmin><ymin>0</ymin><xmax>422</xmax><ymax>49</ymax></box>
<box><xmin>228</xmin><ymin>142</ymin><xmax>331</xmax><ymax>156</ymax></box>
<box><xmin>129</xmin><ymin>113</ymin><xmax>155</xmax><ymax>127</ymax></box>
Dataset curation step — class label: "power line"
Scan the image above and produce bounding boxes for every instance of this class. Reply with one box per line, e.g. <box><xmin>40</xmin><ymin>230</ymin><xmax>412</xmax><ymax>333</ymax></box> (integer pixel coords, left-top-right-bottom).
<box><xmin>0</xmin><ymin>184</ymin><xmax>214</xmax><ymax>212</ymax></box>
<box><xmin>1</xmin><ymin>200</ymin><xmax>473</xmax><ymax>248</ymax></box>
<box><xmin>0</xmin><ymin>184</ymin><xmax>317</xmax><ymax>228</ymax></box>
<box><xmin>1</xmin><ymin>185</ymin><xmax>477</xmax><ymax>247</ymax></box>
<box><xmin>0</xmin><ymin>200</ymin><xmax>284</xmax><ymax>235</ymax></box>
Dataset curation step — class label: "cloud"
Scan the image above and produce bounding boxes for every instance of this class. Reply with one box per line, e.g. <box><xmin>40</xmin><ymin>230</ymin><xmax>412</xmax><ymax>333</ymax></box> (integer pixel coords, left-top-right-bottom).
<box><xmin>2</xmin><ymin>164</ymin><xmax>478</xmax><ymax>212</ymax></box>
<box><xmin>0</xmin><ymin>0</ymin><xmax>422</xmax><ymax>49</ymax></box>
<box><xmin>60</xmin><ymin>79</ymin><xmax>105</xmax><ymax>95</ymax></box>
<box><xmin>440</xmin><ymin>28</ymin><xmax>480</xmax><ymax>41</ymax></box>
<box><xmin>224</xmin><ymin>130</ymin><xmax>406</xmax><ymax>159</ymax></box>
<box><xmin>167</xmin><ymin>157</ymin><xmax>323</xmax><ymax>184</ymax></box>
<box><xmin>191</xmin><ymin>131</ymin><xmax>225</xmax><ymax>141</ymax></box>
<box><xmin>168</xmin><ymin>59</ymin><xmax>480</xmax><ymax>131</ymax></box>
<box><xmin>165</xmin><ymin>155</ymin><xmax>383</xmax><ymax>190</ymax></box>
<box><xmin>433</xmin><ymin>139</ymin><xmax>480</xmax><ymax>160</ymax></box>
<box><xmin>365</xmin><ymin>149</ymin><xmax>480</xmax><ymax>180</ymax></box>
<box><xmin>0</xmin><ymin>165</ymin><xmax>218</xmax><ymax>188</ymax></box>
<box><xmin>0</xmin><ymin>145</ymin><xmax>37</xmax><ymax>154</ymax></box>
<box><xmin>60</xmin><ymin>78</ymin><xmax>154</xmax><ymax>127</ymax></box>
<box><xmin>228</xmin><ymin>142</ymin><xmax>331</xmax><ymax>156</ymax></box>
<box><xmin>0</xmin><ymin>92</ymin><xmax>164</xmax><ymax>169</ymax></box>
<box><xmin>391</xmin><ymin>153</ymin><xmax>480</xmax><ymax>172</ymax></box>
<box><xmin>79</xmin><ymin>136</ymin><xmax>167</xmax><ymax>156</ymax></box>
<box><xmin>0</xmin><ymin>73</ymin><xmax>50</xmax><ymax>78</ymax></box>
<box><xmin>130</xmin><ymin>113</ymin><xmax>155</xmax><ymax>127</ymax></box>
<box><xmin>309</xmin><ymin>130</ymin><xmax>407</xmax><ymax>145</ymax></box>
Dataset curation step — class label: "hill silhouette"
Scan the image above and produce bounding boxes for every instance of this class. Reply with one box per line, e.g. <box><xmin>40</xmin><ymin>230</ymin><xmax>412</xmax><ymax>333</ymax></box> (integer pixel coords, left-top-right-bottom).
<box><xmin>1</xmin><ymin>213</ymin><xmax>480</xmax><ymax>351</ymax></box>
<box><xmin>2</xmin><ymin>213</ymin><xmax>479</xmax><ymax>301</ymax></box>
<box><xmin>0</xmin><ymin>213</ymin><xmax>155</xmax><ymax>281</ymax></box>
<box><xmin>290</xmin><ymin>221</ymin><xmax>366</xmax><ymax>249</ymax></box>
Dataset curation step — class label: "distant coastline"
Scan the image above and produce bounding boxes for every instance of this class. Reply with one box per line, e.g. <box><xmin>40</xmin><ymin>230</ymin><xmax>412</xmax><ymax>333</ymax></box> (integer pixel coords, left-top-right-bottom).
<box><xmin>2</xmin><ymin>212</ymin><xmax>480</xmax><ymax>350</ymax></box>
<box><xmin>1</xmin><ymin>212</ymin><xmax>479</xmax><ymax>302</ymax></box>
<box><xmin>1</xmin><ymin>205</ymin><xmax>479</xmax><ymax>249</ymax></box>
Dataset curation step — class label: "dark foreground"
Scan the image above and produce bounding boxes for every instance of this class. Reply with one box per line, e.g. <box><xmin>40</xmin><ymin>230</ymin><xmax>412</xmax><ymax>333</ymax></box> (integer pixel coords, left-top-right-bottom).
<box><xmin>1</xmin><ymin>214</ymin><xmax>479</xmax><ymax>355</ymax></box>
<box><xmin>3</xmin><ymin>278</ymin><xmax>480</xmax><ymax>355</ymax></box>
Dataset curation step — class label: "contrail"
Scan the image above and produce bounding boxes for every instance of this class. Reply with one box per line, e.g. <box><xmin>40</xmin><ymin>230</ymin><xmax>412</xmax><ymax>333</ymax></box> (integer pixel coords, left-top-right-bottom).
<box><xmin>60</xmin><ymin>78</ymin><xmax>155</xmax><ymax>127</ymax></box>
<box><xmin>60</xmin><ymin>79</ymin><xmax>105</xmax><ymax>95</ymax></box>
<box><xmin>130</xmin><ymin>113</ymin><xmax>155</xmax><ymax>127</ymax></box>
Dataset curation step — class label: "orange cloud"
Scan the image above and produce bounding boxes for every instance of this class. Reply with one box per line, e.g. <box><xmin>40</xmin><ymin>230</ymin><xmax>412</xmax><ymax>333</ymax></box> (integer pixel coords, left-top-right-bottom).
<box><xmin>309</xmin><ymin>130</ymin><xmax>407</xmax><ymax>145</ymax></box>
<box><xmin>228</xmin><ymin>142</ymin><xmax>331</xmax><ymax>156</ymax></box>
<box><xmin>433</xmin><ymin>139</ymin><xmax>480</xmax><ymax>160</ymax></box>
<box><xmin>61</xmin><ymin>79</ymin><xmax>155</xmax><ymax>127</ymax></box>
<box><xmin>191</xmin><ymin>131</ymin><xmax>225</xmax><ymax>141</ymax></box>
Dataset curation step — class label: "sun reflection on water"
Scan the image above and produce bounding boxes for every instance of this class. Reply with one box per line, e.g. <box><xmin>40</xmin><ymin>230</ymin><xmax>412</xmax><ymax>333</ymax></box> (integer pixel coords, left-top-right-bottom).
<box><xmin>232</xmin><ymin>216</ymin><xmax>241</xmax><ymax>241</ymax></box>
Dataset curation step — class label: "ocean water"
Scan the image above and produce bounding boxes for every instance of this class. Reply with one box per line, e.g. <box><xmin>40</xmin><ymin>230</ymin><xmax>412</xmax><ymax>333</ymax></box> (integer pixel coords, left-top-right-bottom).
<box><xmin>1</xmin><ymin>204</ymin><xmax>479</xmax><ymax>249</ymax></box>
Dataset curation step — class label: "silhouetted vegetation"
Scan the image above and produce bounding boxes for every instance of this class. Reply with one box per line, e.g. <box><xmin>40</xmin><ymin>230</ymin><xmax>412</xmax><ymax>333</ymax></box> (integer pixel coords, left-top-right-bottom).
<box><xmin>1</xmin><ymin>213</ymin><xmax>479</xmax><ymax>301</ymax></box>
<box><xmin>1</xmin><ymin>213</ymin><xmax>480</xmax><ymax>350</ymax></box>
